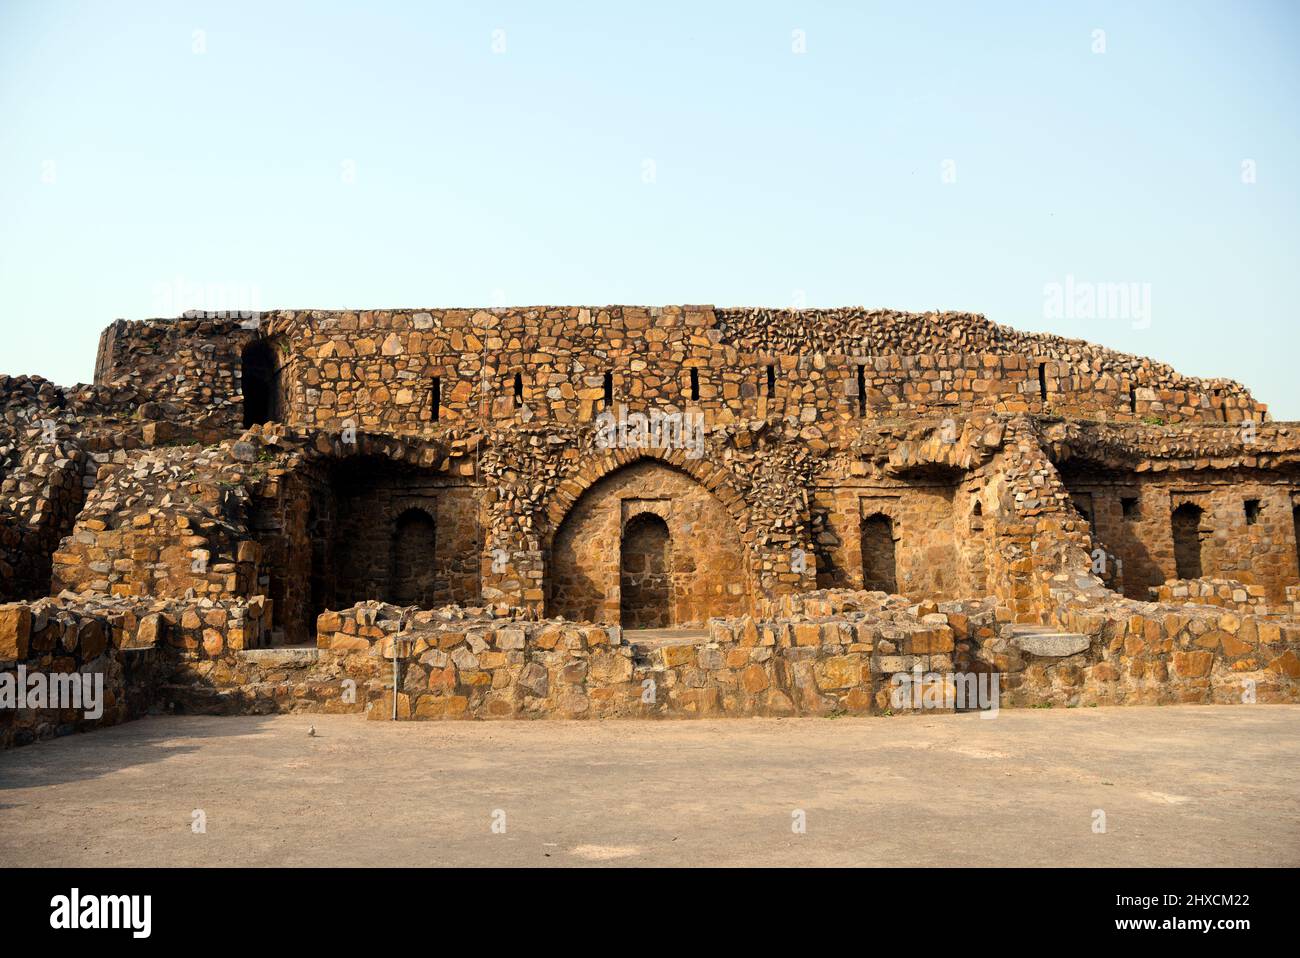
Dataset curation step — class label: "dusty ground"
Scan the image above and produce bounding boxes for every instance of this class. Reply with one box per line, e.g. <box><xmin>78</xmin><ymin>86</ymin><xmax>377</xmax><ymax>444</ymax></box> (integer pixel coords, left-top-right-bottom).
<box><xmin>1</xmin><ymin>705</ymin><xmax>1297</xmax><ymax>867</ymax></box>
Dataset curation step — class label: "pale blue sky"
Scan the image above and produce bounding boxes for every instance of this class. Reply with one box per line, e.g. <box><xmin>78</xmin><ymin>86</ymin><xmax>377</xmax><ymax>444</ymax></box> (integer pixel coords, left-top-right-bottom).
<box><xmin>1</xmin><ymin>0</ymin><xmax>1297</xmax><ymax>417</ymax></box>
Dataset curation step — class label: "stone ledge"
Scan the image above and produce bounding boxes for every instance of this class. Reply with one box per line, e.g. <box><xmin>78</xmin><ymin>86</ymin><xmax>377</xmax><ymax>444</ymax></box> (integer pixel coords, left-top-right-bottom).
<box><xmin>237</xmin><ymin>647</ymin><xmax>320</xmax><ymax>668</ymax></box>
<box><xmin>1010</xmin><ymin>627</ymin><xmax>1090</xmax><ymax>657</ymax></box>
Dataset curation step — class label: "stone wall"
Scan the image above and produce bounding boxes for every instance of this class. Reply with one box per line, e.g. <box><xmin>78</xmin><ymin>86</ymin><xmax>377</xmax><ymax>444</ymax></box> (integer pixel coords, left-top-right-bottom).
<box><xmin>1</xmin><ymin>307</ymin><xmax>1296</xmax><ymax>744</ymax></box>
<box><xmin>50</xmin><ymin>441</ymin><xmax>265</xmax><ymax>602</ymax></box>
<box><xmin>92</xmin><ymin>309</ymin><xmax>1269</xmax><ymax>440</ymax></box>
<box><xmin>0</xmin><ymin>420</ymin><xmax>89</xmax><ymax>601</ymax></box>
<box><xmin>811</xmin><ymin>474</ymin><xmax>983</xmax><ymax>600</ymax></box>
<box><xmin>1061</xmin><ymin>467</ymin><xmax>1300</xmax><ymax>603</ymax></box>
<box><xmin>328</xmin><ymin>459</ymin><xmax>482</xmax><ymax>610</ymax></box>
<box><xmin>1150</xmin><ymin>577</ymin><xmax>1271</xmax><ymax>612</ymax></box>
<box><xmin>1</xmin><ymin>599</ymin><xmax>153</xmax><ymax>747</ymax></box>
<box><xmin>306</xmin><ymin>598</ymin><xmax>993</xmax><ymax>719</ymax></box>
<box><xmin>94</xmin><ymin>316</ymin><xmax>254</xmax><ymax>435</ymax></box>
<box><xmin>146</xmin><ymin>580</ymin><xmax>1300</xmax><ymax>722</ymax></box>
<box><xmin>716</xmin><ymin>308</ymin><xmax>1265</xmax><ymax>425</ymax></box>
<box><xmin>1024</xmin><ymin>591</ymin><xmax>1300</xmax><ymax>706</ymax></box>
<box><xmin>0</xmin><ymin>592</ymin><xmax>270</xmax><ymax>747</ymax></box>
<box><xmin>36</xmin><ymin>403</ymin><xmax>1300</xmax><ymax>649</ymax></box>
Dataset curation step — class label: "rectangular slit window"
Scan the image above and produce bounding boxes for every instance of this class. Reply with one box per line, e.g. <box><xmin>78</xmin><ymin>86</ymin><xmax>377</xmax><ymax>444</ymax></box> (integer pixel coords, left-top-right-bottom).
<box><xmin>1245</xmin><ymin>499</ymin><xmax>1261</xmax><ymax>525</ymax></box>
<box><xmin>1121</xmin><ymin>496</ymin><xmax>1139</xmax><ymax>519</ymax></box>
<box><xmin>431</xmin><ymin>375</ymin><xmax>441</xmax><ymax>422</ymax></box>
<box><xmin>765</xmin><ymin>364</ymin><xmax>775</xmax><ymax>399</ymax></box>
<box><xmin>1215</xmin><ymin>390</ymin><xmax>1227</xmax><ymax>422</ymax></box>
<box><xmin>1038</xmin><ymin>362</ymin><xmax>1048</xmax><ymax>402</ymax></box>
<box><xmin>689</xmin><ymin>367</ymin><xmax>699</xmax><ymax>402</ymax></box>
<box><xmin>1128</xmin><ymin>385</ymin><xmax>1137</xmax><ymax>414</ymax></box>
<box><xmin>513</xmin><ymin>372</ymin><xmax>523</xmax><ymax>406</ymax></box>
<box><xmin>856</xmin><ymin>364</ymin><xmax>867</xmax><ymax>417</ymax></box>
<box><xmin>603</xmin><ymin>371</ymin><xmax>613</xmax><ymax>407</ymax></box>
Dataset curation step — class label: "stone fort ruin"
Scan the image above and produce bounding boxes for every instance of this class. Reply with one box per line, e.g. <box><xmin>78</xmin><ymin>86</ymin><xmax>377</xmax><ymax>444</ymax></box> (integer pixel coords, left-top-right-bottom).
<box><xmin>2</xmin><ymin>305</ymin><xmax>1299</xmax><ymax>744</ymax></box>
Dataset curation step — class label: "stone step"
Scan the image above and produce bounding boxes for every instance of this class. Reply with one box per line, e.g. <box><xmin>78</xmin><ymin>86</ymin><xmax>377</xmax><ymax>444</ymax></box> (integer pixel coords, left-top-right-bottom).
<box><xmin>238</xmin><ymin>646</ymin><xmax>320</xmax><ymax>668</ymax></box>
<box><xmin>1009</xmin><ymin>626</ymin><xmax>1090</xmax><ymax>657</ymax></box>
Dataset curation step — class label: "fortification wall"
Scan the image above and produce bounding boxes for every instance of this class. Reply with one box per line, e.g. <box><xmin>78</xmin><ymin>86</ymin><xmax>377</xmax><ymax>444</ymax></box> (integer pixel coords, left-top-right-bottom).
<box><xmin>91</xmin><ymin>309</ymin><xmax>1268</xmax><ymax>441</ymax></box>
<box><xmin>0</xmin><ymin>307</ymin><xmax>1295</xmax><ymax>747</ymax></box>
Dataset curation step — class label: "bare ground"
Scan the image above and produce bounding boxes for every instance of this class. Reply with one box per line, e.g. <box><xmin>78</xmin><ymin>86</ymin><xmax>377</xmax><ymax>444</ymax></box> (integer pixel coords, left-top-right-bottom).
<box><xmin>1</xmin><ymin>705</ymin><xmax>1297</xmax><ymax>867</ymax></box>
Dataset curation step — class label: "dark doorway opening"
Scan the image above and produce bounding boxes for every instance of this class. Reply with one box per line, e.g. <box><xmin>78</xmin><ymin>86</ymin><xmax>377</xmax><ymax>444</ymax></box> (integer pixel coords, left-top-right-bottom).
<box><xmin>390</xmin><ymin>508</ymin><xmax>438</xmax><ymax>607</ymax></box>
<box><xmin>242</xmin><ymin>340</ymin><xmax>281</xmax><ymax>427</ymax></box>
<box><xmin>620</xmin><ymin>513</ymin><xmax>672</xmax><ymax>629</ymax></box>
<box><xmin>1172</xmin><ymin>503</ymin><xmax>1204</xmax><ymax>580</ymax></box>
<box><xmin>861</xmin><ymin>513</ymin><xmax>898</xmax><ymax>594</ymax></box>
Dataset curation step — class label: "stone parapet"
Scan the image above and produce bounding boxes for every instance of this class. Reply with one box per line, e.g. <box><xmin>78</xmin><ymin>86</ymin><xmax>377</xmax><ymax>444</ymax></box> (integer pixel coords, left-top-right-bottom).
<box><xmin>1150</xmin><ymin>577</ymin><xmax>1270</xmax><ymax>612</ymax></box>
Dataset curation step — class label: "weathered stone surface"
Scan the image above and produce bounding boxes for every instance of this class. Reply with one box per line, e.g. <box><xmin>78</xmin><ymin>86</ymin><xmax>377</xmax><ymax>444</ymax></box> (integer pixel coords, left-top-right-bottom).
<box><xmin>1011</xmin><ymin>629</ymin><xmax>1091</xmax><ymax>658</ymax></box>
<box><xmin>0</xmin><ymin>605</ymin><xmax>32</xmax><ymax>660</ymax></box>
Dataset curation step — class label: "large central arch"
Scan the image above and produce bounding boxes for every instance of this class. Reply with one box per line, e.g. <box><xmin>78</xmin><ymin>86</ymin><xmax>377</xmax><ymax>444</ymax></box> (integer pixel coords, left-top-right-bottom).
<box><xmin>546</xmin><ymin>456</ymin><xmax>752</xmax><ymax>626</ymax></box>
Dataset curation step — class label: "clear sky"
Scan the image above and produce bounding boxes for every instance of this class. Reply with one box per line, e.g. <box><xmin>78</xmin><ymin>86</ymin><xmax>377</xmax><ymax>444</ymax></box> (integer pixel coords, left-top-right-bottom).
<box><xmin>1</xmin><ymin>0</ymin><xmax>1297</xmax><ymax>417</ymax></box>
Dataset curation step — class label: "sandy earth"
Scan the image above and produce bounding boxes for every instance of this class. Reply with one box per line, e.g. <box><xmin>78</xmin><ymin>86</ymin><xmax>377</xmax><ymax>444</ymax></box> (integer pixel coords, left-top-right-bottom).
<box><xmin>1</xmin><ymin>705</ymin><xmax>1297</xmax><ymax>867</ymax></box>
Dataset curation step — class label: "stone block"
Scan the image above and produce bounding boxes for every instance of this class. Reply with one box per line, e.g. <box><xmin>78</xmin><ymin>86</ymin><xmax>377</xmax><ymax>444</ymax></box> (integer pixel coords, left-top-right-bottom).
<box><xmin>0</xmin><ymin>606</ymin><xmax>32</xmax><ymax>660</ymax></box>
<box><xmin>661</xmin><ymin>644</ymin><xmax>695</xmax><ymax>668</ymax></box>
<box><xmin>1011</xmin><ymin>630</ymin><xmax>1089</xmax><ymax>657</ymax></box>
<box><xmin>815</xmin><ymin>654</ymin><xmax>863</xmax><ymax>690</ymax></box>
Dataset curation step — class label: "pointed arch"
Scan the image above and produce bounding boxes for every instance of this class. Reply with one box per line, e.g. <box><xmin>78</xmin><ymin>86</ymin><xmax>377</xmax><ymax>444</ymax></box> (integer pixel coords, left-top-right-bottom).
<box><xmin>546</xmin><ymin>456</ymin><xmax>752</xmax><ymax>626</ymax></box>
<box><xmin>545</xmin><ymin>449</ymin><xmax>751</xmax><ymax>539</ymax></box>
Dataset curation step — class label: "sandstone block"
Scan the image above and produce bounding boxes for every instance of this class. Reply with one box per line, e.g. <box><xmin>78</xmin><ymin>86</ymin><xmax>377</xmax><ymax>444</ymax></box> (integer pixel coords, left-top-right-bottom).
<box><xmin>0</xmin><ymin>606</ymin><xmax>32</xmax><ymax>660</ymax></box>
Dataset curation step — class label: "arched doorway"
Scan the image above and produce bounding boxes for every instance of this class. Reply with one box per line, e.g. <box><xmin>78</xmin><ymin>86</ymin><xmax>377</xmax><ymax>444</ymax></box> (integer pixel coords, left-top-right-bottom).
<box><xmin>620</xmin><ymin>513</ymin><xmax>672</xmax><ymax>629</ymax></box>
<box><xmin>547</xmin><ymin>458</ymin><xmax>750</xmax><ymax>625</ymax></box>
<box><xmin>861</xmin><ymin>513</ymin><xmax>898</xmax><ymax>594</ymax></box>
<box><xmin>390</xmin><ymin>508</ymin><xmax>437</xmax><ymax>607</ymax></box>
<box><xmin>1172</xmin><ymin>503</ymin><xmax>1204</xmax><ymax>580</ymax></box>
<box><xmin>242</xmin><ymin>340</ymin><xmax>281</xmax><ymax>427</ymax></box>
